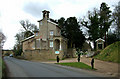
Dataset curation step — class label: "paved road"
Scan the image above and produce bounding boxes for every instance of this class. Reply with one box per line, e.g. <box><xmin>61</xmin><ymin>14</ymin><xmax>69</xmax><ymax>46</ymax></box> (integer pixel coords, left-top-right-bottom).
<box><xmin>4</xmin><ymin>56</ymin><xmax>108</xmax><ymax>77</ymax></box>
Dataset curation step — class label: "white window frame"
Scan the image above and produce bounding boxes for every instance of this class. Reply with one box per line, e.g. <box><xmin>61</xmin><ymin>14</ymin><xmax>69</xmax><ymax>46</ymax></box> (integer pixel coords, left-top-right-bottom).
<box><xmin>50</xmin><ymin>41</ymin><xmax>53</xmax><ymax>47</ymax></box>
<box><xmin>50</xmin><ymin>30</ymin><xmax>54</xmax><ymax>36</ymax></box>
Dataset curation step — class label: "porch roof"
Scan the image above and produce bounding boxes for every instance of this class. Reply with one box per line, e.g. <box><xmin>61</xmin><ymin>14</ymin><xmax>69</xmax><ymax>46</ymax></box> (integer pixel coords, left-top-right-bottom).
<box><xmin>95</xmin><ymin>38</ymin><xmax>105</xmax><ymax>42</ymax></box>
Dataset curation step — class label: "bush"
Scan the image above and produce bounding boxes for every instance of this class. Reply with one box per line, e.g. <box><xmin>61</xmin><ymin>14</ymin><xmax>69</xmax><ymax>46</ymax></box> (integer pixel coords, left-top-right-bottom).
<box><xmin>13</xmin><ymin>48</ymin><xmax>22</xmax><ymax>56</ymax></box>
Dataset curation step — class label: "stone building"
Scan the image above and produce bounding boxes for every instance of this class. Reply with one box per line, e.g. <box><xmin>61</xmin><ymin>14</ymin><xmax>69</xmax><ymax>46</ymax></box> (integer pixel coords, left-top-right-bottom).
<box><xmin>22</xmin><ymin>10</ymin><xmax>67</xmax><ymax>60</ymax></box>
<box><xmin>95</xmin><ymin>38</ymin><xmax>105</xmax><ymax>51</ymax></box>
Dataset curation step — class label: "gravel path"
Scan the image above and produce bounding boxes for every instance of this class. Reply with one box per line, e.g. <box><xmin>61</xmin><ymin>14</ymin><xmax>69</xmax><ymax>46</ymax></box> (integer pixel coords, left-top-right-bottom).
<box><xmin>37</xmin><ymin>57</ymin><xmax>119</xmax><ymax>77</ymax></box>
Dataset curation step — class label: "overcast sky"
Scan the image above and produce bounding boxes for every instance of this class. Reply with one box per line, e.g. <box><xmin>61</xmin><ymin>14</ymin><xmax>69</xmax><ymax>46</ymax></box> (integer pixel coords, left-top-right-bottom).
<box><xmin>0</xmin><ymin>0</ymin><xmax>119</xmax><ymax>49</ymax></box>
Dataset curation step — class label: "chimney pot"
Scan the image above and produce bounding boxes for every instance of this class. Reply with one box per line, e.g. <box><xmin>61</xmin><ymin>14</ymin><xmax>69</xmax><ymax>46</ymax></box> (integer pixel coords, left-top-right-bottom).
<box><xmin>42</xmin><ymin>10</ymin><xmax>50</xmax><ymax>19</ymax></box>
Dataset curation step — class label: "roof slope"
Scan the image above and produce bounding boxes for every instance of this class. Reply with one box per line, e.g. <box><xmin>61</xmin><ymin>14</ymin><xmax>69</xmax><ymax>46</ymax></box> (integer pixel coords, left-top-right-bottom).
<box><xmin>21</xmin><ymin>35</ymin><xmax>35</xmax><ymax>42</ymax></box>
<box><xmin>38</xmin><ymin>18</ymin><xmax>61</xmax><ymax>29</ymax></box>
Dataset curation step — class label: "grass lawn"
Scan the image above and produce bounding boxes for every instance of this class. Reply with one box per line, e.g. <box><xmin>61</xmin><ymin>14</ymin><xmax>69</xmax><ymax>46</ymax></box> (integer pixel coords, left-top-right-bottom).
<box><xmin>94</xmin><ymin>41</ymin><xmax>120</xmax><ymax>63</ymax></box>
<box><xmin>0</xmin><ymin>58</ymin><xmax>2</xmax><ymax>78</ymax></box>
<box><xmin>0</xmin><ymin>58</ymin><xmax>6</xmax><ymax>78</ymax></box>
<box><xmin>56</xmin><ymin>62</ymin><xmax>96</xmax><ymax>70</ymax></box>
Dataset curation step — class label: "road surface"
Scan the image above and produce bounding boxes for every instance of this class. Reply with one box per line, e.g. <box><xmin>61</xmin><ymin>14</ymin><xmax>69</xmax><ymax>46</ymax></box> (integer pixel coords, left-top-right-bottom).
<box><xmin>4</xmin><ymin>56</ymin><xmax>109</xmax><ymax>77</ymax></box>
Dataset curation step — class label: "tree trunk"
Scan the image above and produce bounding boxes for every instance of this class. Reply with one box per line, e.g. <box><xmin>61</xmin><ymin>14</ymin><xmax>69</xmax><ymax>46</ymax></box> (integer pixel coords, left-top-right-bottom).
<box><xmin>93</xmin><ymin>40</ymin><xmax>96</xmax><ymax>50</ymax></box>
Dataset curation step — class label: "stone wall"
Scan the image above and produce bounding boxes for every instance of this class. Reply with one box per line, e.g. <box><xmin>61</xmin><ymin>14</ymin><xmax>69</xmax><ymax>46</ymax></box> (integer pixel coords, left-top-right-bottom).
<box><xmin>66</xmin><ymin>48</ymin><xmax>76</xmax><ymax>58</ymax></box>
<box><xmin>23</xmin><ymin>49</ymin><xmax>65</xmax><ymax>60</ymax></box>
<box><xmin>2</xmin><ymin>50</ymin><xmax>14</xmax><ymax>56</ymax></box>
<box><xmin>22</xmin><ymin>37</ymin><xmax>35</xmax><ymax>52</ymax></box>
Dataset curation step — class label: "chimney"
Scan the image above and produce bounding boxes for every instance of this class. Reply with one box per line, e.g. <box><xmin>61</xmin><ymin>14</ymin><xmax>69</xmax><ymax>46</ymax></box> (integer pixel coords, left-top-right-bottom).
<box><xmin>42</xmin><ymin>10</ymin><xmax>50</xmax><ymax>19</ymax></box>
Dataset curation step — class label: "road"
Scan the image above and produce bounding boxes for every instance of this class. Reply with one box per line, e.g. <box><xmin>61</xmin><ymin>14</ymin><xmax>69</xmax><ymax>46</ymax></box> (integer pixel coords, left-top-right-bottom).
<box><xmin>4</xmin><ymin>56</ymin><xmax>109</xmax><ymax>77</ymax></box>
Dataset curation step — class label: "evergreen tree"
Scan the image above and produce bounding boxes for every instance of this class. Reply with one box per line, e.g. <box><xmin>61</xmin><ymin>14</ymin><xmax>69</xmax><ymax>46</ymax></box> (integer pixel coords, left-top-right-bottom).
<box><xmin>81</xmin><ymin>9</ymin><xmax>100</xmax><ymax>49</ymax></box>
<box><xmin>58</xmin><ymin>17</ymin><xmax>85</xmax><ymax>49</ymax></box>
<box><xmin>107</xmin><ymin>32</ymin><xmax>119</xmax><ymax>45</ymax></box>
<box><xmin>58</xmin><ymin>17</ymin><xmax>66</xmax><ymax>36</ymax></box>
<box><xmin>81</xmin><ymin>2</ymin><xmax>113</xmax><ymax>49</ymax></box>
<box><xmin>99</xmin><ymin>2</ymin><xmax>113</xmax><ymax>46</ymax></box>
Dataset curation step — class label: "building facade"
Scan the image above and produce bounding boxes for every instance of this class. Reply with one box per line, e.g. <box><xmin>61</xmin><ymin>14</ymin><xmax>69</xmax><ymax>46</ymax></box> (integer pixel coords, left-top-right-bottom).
<box><xmin>95</xmin><ymin>38</ymin><xmax>105</xmax><ymax>51</ymax></box>
<box><xmin>22</xmin><ymin>10</ymin><xmax>68</xmax><ymax>60</ymax></box>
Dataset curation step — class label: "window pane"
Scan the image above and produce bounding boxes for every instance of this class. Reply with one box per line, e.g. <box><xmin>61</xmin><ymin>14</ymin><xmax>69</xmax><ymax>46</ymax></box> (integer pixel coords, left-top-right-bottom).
<box><xmin>50</xmin><ymin>41</ymin><xmax>53</xmax><ymax>47</ymax></box>
<box><xmin>32</xmin><ymin>42</ymin><xmax>35</xmax><ymax>49</ymax></box>
<box><xmin>50</xmin><ymin>31</ymin><xmax>54</xmax><ymax>36</ymax></box>
<box><xmin>36</xmin><ymin>33</ymin><xmax>38</xmax><ymax>36</ymax></box>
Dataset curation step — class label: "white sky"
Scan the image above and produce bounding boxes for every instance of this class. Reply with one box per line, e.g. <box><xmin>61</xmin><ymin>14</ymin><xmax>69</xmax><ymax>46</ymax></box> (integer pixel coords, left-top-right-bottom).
<box><xmin>0</xmin><ymin>0</ymin><xmax>119</xmax><ymax>49</ymax></box>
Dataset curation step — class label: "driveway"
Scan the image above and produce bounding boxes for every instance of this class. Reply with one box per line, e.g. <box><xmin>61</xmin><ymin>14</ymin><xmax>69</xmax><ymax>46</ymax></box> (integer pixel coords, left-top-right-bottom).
<box><xmin>3</xmin><ymin>56</ymin><xmax>109</xmax><ymax>77</ymax></box>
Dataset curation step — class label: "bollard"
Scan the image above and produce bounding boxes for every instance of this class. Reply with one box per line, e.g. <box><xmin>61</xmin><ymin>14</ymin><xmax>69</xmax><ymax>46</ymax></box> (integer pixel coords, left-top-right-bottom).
<box><xmin>91</xmin><ymin>58</ymin><xmax>94</xmax><ymax>69</ymax></box>
<box><xmin>56</xmin><ymin>56</ymin><xmax>59</xmax><ymax>63</ymax></box>
<box><xmin>77</xmin><ymin>54</ymin><xmax>80</xmax><ymax>62</ymax></box>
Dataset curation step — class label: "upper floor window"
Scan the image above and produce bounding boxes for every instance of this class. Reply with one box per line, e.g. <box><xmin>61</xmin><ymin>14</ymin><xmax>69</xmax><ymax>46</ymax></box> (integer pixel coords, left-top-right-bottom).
<box><xmin>50</xmin><ymin>30</ymin><xmax>54</xmax><ymax>36</ymax></box>
<box><xmin>36</xmin><ymin>33</ymin><xmax>38</xmax><ymax>36</ymax></box>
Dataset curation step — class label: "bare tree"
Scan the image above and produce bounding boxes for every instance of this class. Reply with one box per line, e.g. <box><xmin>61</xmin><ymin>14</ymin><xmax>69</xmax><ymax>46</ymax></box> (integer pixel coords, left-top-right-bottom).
<box><xmin>13</xmin><ymin>20</ymin><xmax>38</xmax><ymax>56</ymax></box>
<box><xmin>20</xmin><ymin>20</ymin><xmax>33</xmax><ymax>31</ymax></box>
<box><xmin>19</xmin><ymin>20</ymin><xmax>38</xmax><ymax>38</ymax></box>
<box><xmin>0</xmin><ymin>31</ymin><xmax>6</xmax><ymax>57</ymax></box>
<box><xmin>112</xmin><ymin>1</ymin><xmax>120</xmax><ymax>39</ymax></box>
<box><xmin>0</xmin><ymin>31</ymin><xmax>6</xmax><ymax>48</ymax></box>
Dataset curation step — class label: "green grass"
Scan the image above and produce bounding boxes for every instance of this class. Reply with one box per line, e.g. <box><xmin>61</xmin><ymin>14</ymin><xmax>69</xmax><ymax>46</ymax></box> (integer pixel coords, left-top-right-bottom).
<box><xmin>0</xmin><ymin>58</ymin><xmax>6</xmax><ymax>78</ymax></box>
<box><xmin>94</xmin><ymin>41</ymin><xmax>120</xmax><ymax>63</ymax></box>
<box><xmin>0</xmin><ymin>58</ymin><xmax>2</xmax><ymax>78</ymax></box>
<box><xmin>56</xmin><ymin>62</ymin><xmax>96</xmax><ymax>70</ymax></box>
<box><xmin>2</xmin><ymin>59</ymin><xmax>6</xmax><ymax>78</ymax></box>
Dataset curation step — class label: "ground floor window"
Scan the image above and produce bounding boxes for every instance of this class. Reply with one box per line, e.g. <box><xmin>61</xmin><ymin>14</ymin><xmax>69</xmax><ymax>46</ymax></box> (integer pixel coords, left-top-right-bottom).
<box><xmin>32</xmin><ymin>41</ymin><xmax>35</xmax><ymax>49</ymax></box>
<box><xmin>50</xmin><ymin>41</ymin><xmax>53</xmax><ymax>47</ymax></box>
<box><xmin>32</xmin><ymin>45</ymin><xmax>35</xmax><ymax>49</ymax></box>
